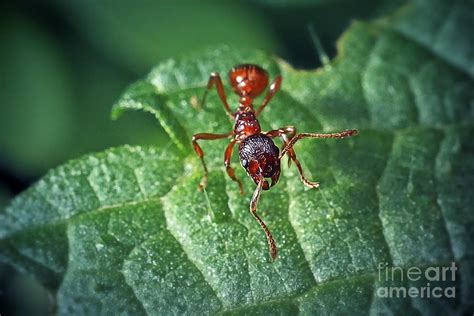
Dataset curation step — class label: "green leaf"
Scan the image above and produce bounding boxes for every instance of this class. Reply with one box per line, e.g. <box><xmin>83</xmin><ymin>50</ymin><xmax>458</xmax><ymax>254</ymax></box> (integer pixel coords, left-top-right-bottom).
<box><xmin>2</xmin><ymin>0</ymin><xmax>474</xmax><ymax>314</ymax></box>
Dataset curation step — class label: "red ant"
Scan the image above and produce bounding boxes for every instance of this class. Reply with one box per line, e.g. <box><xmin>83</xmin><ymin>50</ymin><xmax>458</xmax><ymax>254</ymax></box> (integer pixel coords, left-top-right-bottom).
<box><xmin>192</xmin><ymin>64</ymin><xmax>358</xmax><ymax>260</ymax></box>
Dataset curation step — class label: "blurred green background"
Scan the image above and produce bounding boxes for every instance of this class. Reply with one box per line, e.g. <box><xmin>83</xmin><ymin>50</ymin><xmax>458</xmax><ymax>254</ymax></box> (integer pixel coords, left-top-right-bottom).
<box><xmin>0</xmin><ymin>0</ymin><xmax>405</xmax><ymax>314</ymax></box>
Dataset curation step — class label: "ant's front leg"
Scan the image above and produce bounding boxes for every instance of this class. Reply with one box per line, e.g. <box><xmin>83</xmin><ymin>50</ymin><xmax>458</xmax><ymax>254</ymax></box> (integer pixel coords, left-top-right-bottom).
<box><xmin>266</xmin><ymin>126</ymin><xmax>320</xmax><ymax>189</ymax></box>
<box><xmin>224</xmin><ymin>139</ymin><xmax>244</xmax><ymax>195</ymax></box>
<box><xmin>255</xmin><ymin>75</ymin><xmax>282</xmax><ymax>116</ymax></box>
<box><xmin>251</xmin><ymin>174</ymin><xmax>277</xmax><ymax>260</ymax></box>
<box><xmin>192</xmin><ymin>132</ymin><xmax>230</xmax><ymax>191</ymax></box>
<box><xmin>201</xmin><ymin>72</ymin><xmax>234</xmax><ymax>119</ymax></box>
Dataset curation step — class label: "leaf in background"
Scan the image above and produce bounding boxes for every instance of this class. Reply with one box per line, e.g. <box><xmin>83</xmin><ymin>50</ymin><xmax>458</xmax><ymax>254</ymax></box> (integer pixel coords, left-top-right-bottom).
<box><xmin>393</xmin><ymin>0</ymin><xmax>474</xmax><ymax>78</ymax></box>
<box><xmin>0</xmin><ymin>12</ymin><xmax>167</xmax><ymax>180</ymax></box>
<box><xmin>249</xmin><ymin>0</ymin><xmax>407</xmax><ymax>68</ymax></box>
<box><xmin>1</xmin><ymin>0</ymin><xmax>474</xmax><ymax>314</ymax></box>
<box><xmin>54</xmin><ymin>0</ymin><xmax>282</xmax><ymax>74</ymax></box>
<box><xmin>66</xmin><ymin>44</ymin><xmax>169</xmax><ymax>158</ymax></box>
<box><xmin>0</xmin><ymin>15</ymin><xmax>75</xmax><ymax>178</ymax></box>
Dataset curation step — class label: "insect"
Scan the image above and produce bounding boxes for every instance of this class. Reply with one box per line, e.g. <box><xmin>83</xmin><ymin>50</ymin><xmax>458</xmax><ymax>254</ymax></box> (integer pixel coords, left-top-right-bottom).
<box><xmin>192</xmin><ymin>64</ymin><xmax>358</xmax><ymax>260</ymax></box>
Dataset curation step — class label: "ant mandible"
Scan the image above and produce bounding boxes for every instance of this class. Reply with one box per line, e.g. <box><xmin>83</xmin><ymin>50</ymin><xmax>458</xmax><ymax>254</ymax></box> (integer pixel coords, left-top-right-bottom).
<box><xmin>192</xmin><ymin>64</ymin><xmax>358</xmax><ymax>260</ymax></box>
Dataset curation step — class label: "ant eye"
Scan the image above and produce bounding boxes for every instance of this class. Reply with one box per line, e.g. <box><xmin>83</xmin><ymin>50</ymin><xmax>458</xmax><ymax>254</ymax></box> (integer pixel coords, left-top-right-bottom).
<box><xmin>266</xmin><ymin>165</ymin><xmax>273</xmax><ymax>173</ymax></box>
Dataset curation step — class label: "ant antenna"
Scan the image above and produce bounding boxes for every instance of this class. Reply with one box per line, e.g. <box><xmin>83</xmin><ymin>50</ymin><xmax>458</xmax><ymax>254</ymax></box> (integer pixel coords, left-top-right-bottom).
<box><xmin>307</xmin><ymin>24</ymin><xmax>330</xmax><ymax>66</ymax></box>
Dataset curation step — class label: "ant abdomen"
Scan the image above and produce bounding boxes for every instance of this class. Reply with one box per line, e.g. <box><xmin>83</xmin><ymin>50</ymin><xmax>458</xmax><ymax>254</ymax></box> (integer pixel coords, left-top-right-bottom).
<box><xmin>229</xmin><ymin>64</ymin><xmax>269</xmax><ymax>98</ymax></box>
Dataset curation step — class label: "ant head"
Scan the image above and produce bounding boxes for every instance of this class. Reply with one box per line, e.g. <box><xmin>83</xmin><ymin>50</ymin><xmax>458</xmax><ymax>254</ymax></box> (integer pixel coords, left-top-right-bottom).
<box><xmin>251</xmin><ymin>159</ymin><xmax>281</xmax><ymax>190</ymax></box>
<box><xmin>239</xmin><ymin>134</ymin><xmax>281</xmax><ymax>190</ymax></box>
<box><xmin>229</xmin><ymin>64</ymin><xmax>269</xmax><ymax>98</ymax></box>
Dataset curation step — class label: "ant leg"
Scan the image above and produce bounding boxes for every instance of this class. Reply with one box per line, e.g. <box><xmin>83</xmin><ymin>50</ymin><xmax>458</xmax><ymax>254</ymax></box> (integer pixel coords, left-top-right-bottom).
<box><xmin>192</xmin><ymin>132</ymin><xmax>230</xmax><ymax>191</ymax></box>
<box><xmin>224</xmin><ymin>140</ymin><xmax>244</xmax><ymax>195</ymax></box>
<box><xmin>287</xmin><ymin>154</ymin><xmax>320</xmax><ymax>189</ymax></box>
<box><xmin>265</xmin><ymin>126</ymin><xmax>296</xmax><ymax>167</ymax></box>
<box><xmin>279</xmin><ymin>129</ymin><xmax>359</xmax><ymax>160</ymax></box>
<box><xmin>201</xmin><ymin>72</ymin><xmax>234</xmax><ymax>119</ymax></box>
<box><xmin>255</xmin><ymin>75</ymin><xmax>282</xmax><ymax>116</ymax></box>
<box><xmin>266</xmin><ymin>127</ymin><xmax>320</xmax><ymax>189</ymax></box>
<box><xmin>250</xmin><ymin>174</ymin><xmax>277</xmax><ymax>260</ymax></box>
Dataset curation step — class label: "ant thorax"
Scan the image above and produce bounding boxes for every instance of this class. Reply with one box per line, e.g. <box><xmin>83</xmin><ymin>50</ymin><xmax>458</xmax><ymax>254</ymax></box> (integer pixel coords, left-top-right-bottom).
<box><xmin>233</xmin><ymin>110</ymin><xmax>261</xmax><ymax>141</ymax></box>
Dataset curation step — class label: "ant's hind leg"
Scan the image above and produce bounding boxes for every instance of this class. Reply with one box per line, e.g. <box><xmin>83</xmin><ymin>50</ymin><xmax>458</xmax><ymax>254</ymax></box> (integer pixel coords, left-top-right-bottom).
<box><xmin>201</xmin><ymin>72</ymin><xmax>234</xmax><ymax>119</ymax></box>
<box><xmin>192</xmin><ymin>132</ymin><xmax>230</xmax><ymax>191</ymax></box>
<box><xmin>277</xmin><ymin>129</ymin><xmax>359</xmax><ymax>188</ymax></box>
<box><xmin>224</xmin><ymin>140</ymin><xmax>244</xmax><ymax>195</ymax></box>
<box><xmin>279</xmin><ymin>129</ymin><xmax>359</xmax><ymax>159</ymax></box>
<box><xmin>255</xmin><ymin>75</ymin><xmax>282</xmax><ymax>116</ymax></box>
